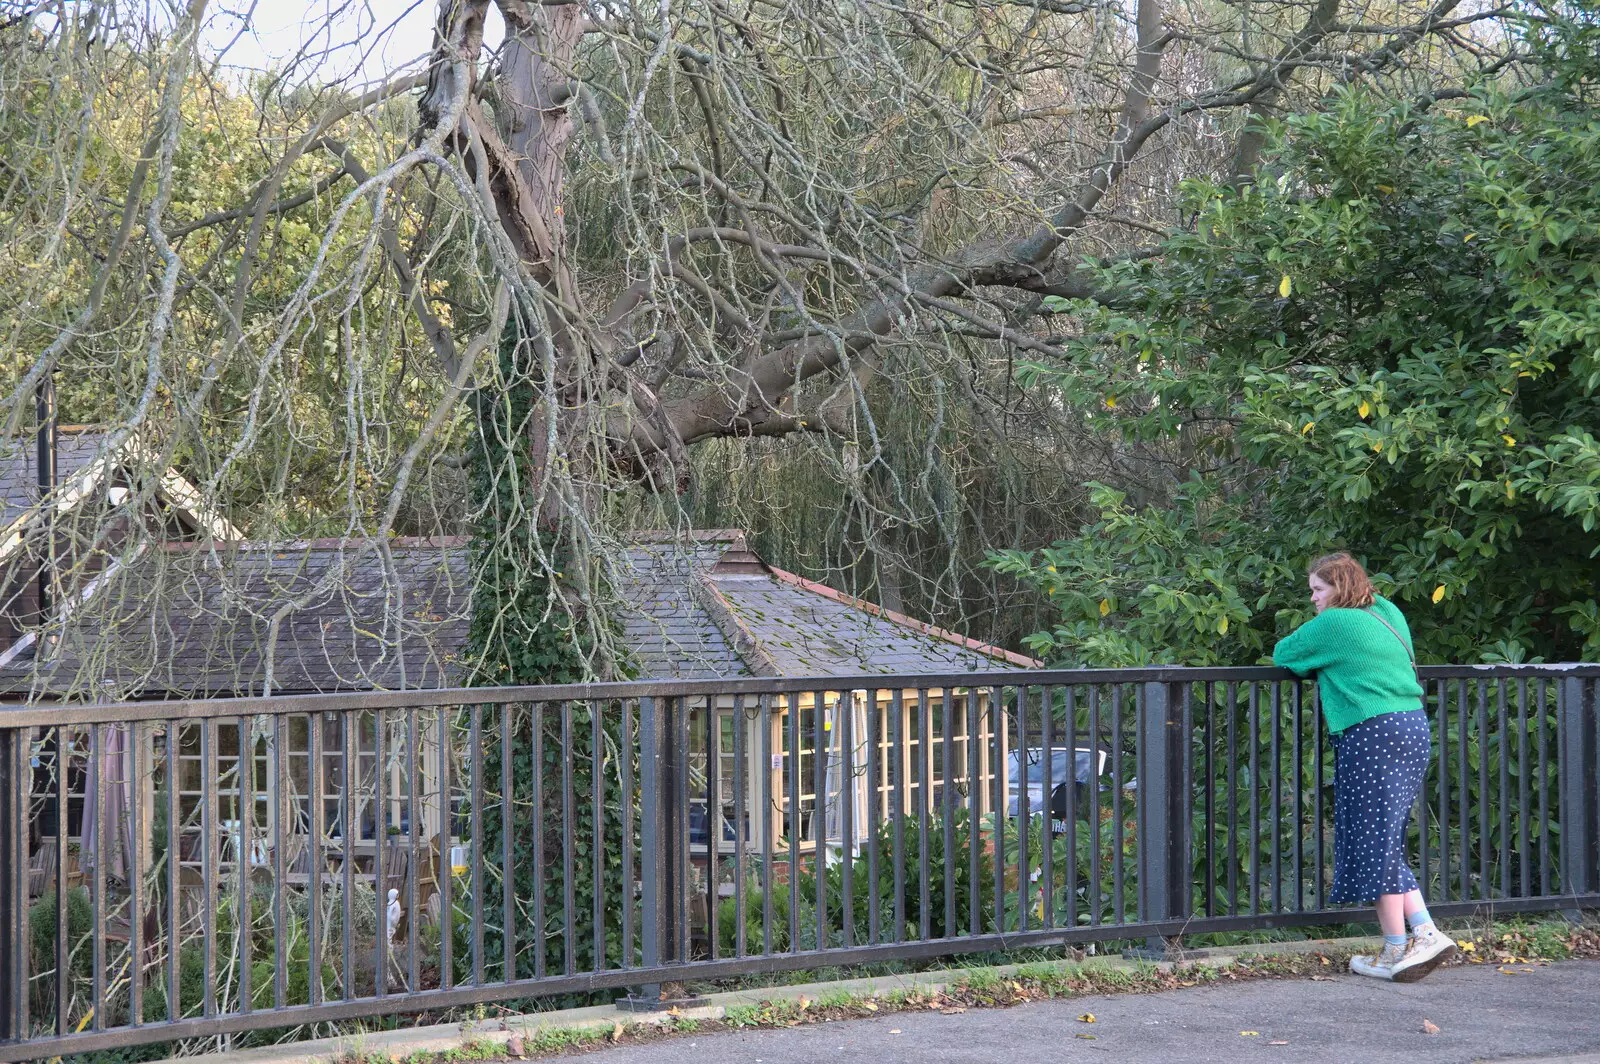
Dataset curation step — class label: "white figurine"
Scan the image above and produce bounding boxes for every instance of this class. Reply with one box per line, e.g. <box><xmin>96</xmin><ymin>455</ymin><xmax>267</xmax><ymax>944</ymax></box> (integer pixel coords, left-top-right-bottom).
<box><xmin>386</xmin><ymin>888</ymin><xmax>402</xmax><ymax>944</ymax></box>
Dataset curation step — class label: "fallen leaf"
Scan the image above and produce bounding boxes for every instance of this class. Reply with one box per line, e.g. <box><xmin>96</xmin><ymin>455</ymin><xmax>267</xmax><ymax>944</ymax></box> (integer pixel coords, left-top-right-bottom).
<box><xmin>1076</xmin><ymin>1034</ymin><xmax>1097</xmax><ymax>1040</ymax></box>
<box><xmin>1422</xmin><ymin>1019</ymin><xmax>1441</xmax><ymax>1035</ymax></box>
<box><xmin>1242</xmin><ymin>1031</ymin><xmax>1260</xmax><ymax>1037</ymax></box>
<box><xmin>864</xmin><ymin>1001</ymin><xmax>878</xmax><ymax>1012</ymax></box>
<box><xmin>1269</xmin><ymin>1041</ymin><xmax>1289</xmax><ymax>1046</ymax></box>
<box><xmin>1077</xmin><ymin>1013</ymin><xmax>1096</xmax><ymax>1023</ymax></box>
<box><xmin>889</xmin><ymin>1029</ymin><xmax>902</xmax><ymax>1035</ymax></box>
<box><xmin>1319</xmin><ymin>956</ymin><xmax>1330</xmax><ymax>965</ymax></box>
<box><xmin>610</xmin><ymin>1022</ymin><xmax>624</xmax><ymax>1043</ymax></box>
<box><xmin>941</xmin><ymin>1007</ymin><xmax>966</xmax><ymax>1015</ymax></box>
<box><xmin>506</xmin><ymin>1033</ymin><xmax>526</xmax><ymax>1058</ymax></box>
<box><xmin>798</xmin><ymin>997</ymin><xmax>810</xmax><ymax>1010</ymax></box>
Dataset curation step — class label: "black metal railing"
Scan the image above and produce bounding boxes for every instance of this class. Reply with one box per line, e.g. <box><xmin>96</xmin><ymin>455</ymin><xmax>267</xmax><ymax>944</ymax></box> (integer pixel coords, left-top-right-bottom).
<box><xmin>1</xmin><ymin>664</ymin><xmax>1596</xmax><ymax>1062</ymax></box>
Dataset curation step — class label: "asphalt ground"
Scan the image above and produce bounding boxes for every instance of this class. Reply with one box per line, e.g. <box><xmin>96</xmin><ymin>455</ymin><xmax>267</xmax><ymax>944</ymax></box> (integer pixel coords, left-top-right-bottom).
<box><xmin>575</xmin><ymin>959</ymin><xmax>1600</xmax><ymax>1064</ymax></box>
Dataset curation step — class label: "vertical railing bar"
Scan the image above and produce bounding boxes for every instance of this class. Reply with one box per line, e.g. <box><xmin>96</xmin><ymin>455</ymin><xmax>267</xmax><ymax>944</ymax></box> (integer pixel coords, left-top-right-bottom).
<box><xmin>1291</xmin><ymin>680</ymin><xmax>1303</xmax><ymax>911</ymax></box>
<box><xmin>561</xmin><ymin>701</ymin><xmax>575</xmax><ymax>976</ymax></box>
<box><xmin>406</xmin><ymin>707</ymin><xmax>421</xmax><ymax>993</ymax></box>
<box><xmin>129</xmin><ymin>723</ymin><xmax>144</xmax><ymax>1028</ymax></box>
<box><xmin>1226</xmin><ymin>682</ymin><xmax>1239</xmax><ymax>917</ymax></box>
<box><xmin>1477</xmin><ymin>681</ymin><xmax>1490</xmax><ymax>901</ymax></box>
<box><xmin>985</xmin><ymin>684</ymin><xmax>998</xmax><ymax>934</ymax></box>
<box><xmin>890</xmin><ymin>689</ymin><xmax>904</xmax><ymax>944</ymax></box>
<box><xmin>1247</xmin><ymin>685</ymin><xmax>1260</xmax><ymax>916</ymax></box>
<box><xmin>501</xmin><ymin>704</ymin><xmax>515</xmax><ymax>985</ymax></box>
<box><xmin>1516</xmin><ymin>681</ymin><xmax>1529</xmax><ymax>896</ymax></box>
<box><xmin>1038</xmin><ymin>686</ymin><xmax>1053</xmax><ymax>933</ymax></box>
<box><xmin>1437</xmin><ymin>679</ymin><xmax>1451</xmax><ymax>903</ymax></box>
<box><xmin>1312</xmin><ymin>687</ymin><xmax>1324</xmax><ymax>912</ymax></box>
<box><xmin>866</xmin><ymin>689</ymin><xmax>881</xmax><ymax>947</ymax></box>
<box><xmin>839</xmin><ymin>689</ymin><xmax>855</xmax><ymax>949</ymax></box>
<box><xmin>787</xmin><ymin>694</ymin><xmax>800</xmax><ymax>954</ymax></box>
<box><xmin>941</xmin><ymin>687</ymin><xmax>956</xmax><ymax>939</ymax></box>
<box><xmin>732</xmin><ymin>694</ymin><xmax>747</xmax><ymax>959</ymax></box>
<box><xmin>1203</xmin><ymin>681</ymin><xmax>1214</xmax><ymax>919</ymax></box>
<box><xmin>1063</xmin><ymin>686</ymin><xmax>1078</xmax><ymax>930</ymax></box>
<box><xmin>813</xmin><ymin>689</ymin><xmax>828</xmax><ymax>952</ymax></box>
<box><xmin>200</xmin><ymin>718</ymin><xmax>217</xmax><ymax>1018</ymax></box>
<box><xmin>706</xmin><ymin>697</ymin><xmax>721</xmax><ymax>962</ymax></box>
<box><xmin>676</xmin><ymin>698</ymin><xmax>692</xmax><ymax>964</ymax></box>
<box><xmin>373</xmin><ymin>709</ymin><xmax>389</xmax><ymax>997</ymax></box>
<box><xmin>1457</xmin><ymin>680</ymin><xmax>1470</xmax><ymax>901</ymax></box>
<box><xmin>239</xmin><ymin>717</ymin><xmax>255</xmax><ymax>1014</ymax></box>
<box><xmin>622</xmin><ymin>699</ymin><xmax>636</xmax><ymax>969</ymax></box>
<box><xmin>532</xmin><ymin>703</ymin><xmax>546</xmax><ymax>980</ymax></box>
<box><xmin>1268</xmin><ymin>683</ymin><xmax>1281</xmax><ymax>913</ymax></box>
<box><xmin>594</xmin><ymin>702</ymin><xmax>608</xmax><ymax>971</ymax></box>
<box><xmin>917</xmin><ymin>687</ymin><xmax>932</xmax><ymax>942</ymax></box>
<box><xmin>1418</xmin><ymin>683</ymin><xmax>1431</xmax><ymax>898</ymax></box>
<box><xmin>1111</xmin><ymin>685</ymin><xmax>1124</xmax><ymax>926</ymax></box>
<box><xmin>165</xmin><ymin>721</ymin><xmax>180</xmax><ymax>1022</ymax></box>
<box><xmin>760</xmin><ymin>694</ymin><xmax>774</xmax><ymax>957</ymax></box>
<box><xmin>469</xmin><ymin>704</ymin><xmax>485</xmax><ymax>986</ymax></box>
<box><xmin>342</xmin><ymin>713</ymin><xmax>357</xmax><ymax>1000</ymax></box>
<box><xmin>437</xmin><ymin>707</ymin><xmax>453</xmax><ymax>992</ymax></box>
<box><xmin>1537</xmin><ymin>679</ymin><xmax>1550</xmax><ymax>897</ymax></box>
<box><xmin>1088</xmin><ymin>686</ymin><xmax>1102</xmax><ymax>927</ymax></box>
<box><xmin>1014</xmin><ymin>685</ymin><xmax>1029</xmax><ymax>936</ymax></box>
<box><xmin>966</xmin><ymin>688</ymin><xmax>981</xmax><ymax>935</ymax></box>
<box><xmin>91</xmin><ymin>723</ymin><xmax>107</xmax><ymax>1030</ymax></box>
<box><xmin>1497</xmin><ymin>681</ymin><xmax>1511</xmax><ymax>899</ymax></box>
<box><xmin>57</xmin><ymin>724</ymin><xmax>71</xmax><ymax>1033</ymax></box>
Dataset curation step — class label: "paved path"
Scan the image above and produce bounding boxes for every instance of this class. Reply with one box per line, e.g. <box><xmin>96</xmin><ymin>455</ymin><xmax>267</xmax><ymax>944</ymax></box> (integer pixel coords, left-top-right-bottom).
<box><xmin>585</xmin><ymin>960</ymin><xmax>1600</xmax><ymax>1064</ymax></box>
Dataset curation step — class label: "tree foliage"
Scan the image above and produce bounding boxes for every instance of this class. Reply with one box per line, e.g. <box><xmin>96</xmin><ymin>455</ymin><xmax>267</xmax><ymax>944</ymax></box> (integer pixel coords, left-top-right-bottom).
<box><xmin>992</xmin><ymin>11</ymin><xmax>1600</xmax><ymax>665</ymax></box>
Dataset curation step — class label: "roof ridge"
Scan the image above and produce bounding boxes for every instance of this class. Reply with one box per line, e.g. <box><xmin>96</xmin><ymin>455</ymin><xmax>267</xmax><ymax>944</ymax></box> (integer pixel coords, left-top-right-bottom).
<box><xmin>156</xmin><ymin>536</ymin><xmax>471</xmax><ymax>552</ymax></box>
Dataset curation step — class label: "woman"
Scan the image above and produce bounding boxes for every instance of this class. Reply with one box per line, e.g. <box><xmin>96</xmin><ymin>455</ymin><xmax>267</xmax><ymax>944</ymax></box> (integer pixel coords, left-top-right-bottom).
<box><xmin>1272</xmin><ymin>552</ymin><xmax>1455</xmax><ymax>982</ymax></box>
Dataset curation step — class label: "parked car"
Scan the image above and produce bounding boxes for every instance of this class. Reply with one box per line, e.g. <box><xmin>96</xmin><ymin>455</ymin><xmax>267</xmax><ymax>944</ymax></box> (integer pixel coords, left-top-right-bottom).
<box><xmin>1006</xmin><ymin>746</ymin><xmax>1109</xmax><ymax>835</ymax></box>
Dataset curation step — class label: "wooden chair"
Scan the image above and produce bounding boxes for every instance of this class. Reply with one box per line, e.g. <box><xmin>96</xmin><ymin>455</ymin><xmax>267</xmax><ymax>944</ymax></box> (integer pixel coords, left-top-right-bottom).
<box><xmin>28</xmin><ymin>836</ymin><xmax>58</xmax><ymax>898</ymax></box>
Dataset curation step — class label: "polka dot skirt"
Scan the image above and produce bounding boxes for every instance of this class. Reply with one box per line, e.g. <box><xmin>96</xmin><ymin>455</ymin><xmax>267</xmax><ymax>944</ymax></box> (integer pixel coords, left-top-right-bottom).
<box><xmin>1329</xmin><ymin>708</ymin><xmax>1430</xmax><ymax>904</ymax></box>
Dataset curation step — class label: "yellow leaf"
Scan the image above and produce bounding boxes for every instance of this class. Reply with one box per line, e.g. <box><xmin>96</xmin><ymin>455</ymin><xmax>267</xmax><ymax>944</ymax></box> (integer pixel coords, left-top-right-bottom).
<box><xmin>1218</xmin><ymin>617</ymin><xmax>1229</xmax><ymax>635</ymax></box>
<box><xmin>1372</xmin><ymin>441</ymin><xmax>1383</xmax><ymax>453</ymax></box>
<box><xmin>1278</xmin><ymin>275</ymin><xmax>1292</xmax><ymax>298</ymax></box>
<box><xmin>1432</xmin><ymin>585</ymin><xmax>1447</xmax><ymax>604</ymax></box>
<box><xmin>1104</xmin><ymin>395</ymin><xmax>1118</xmax><ymax>409</ymax></box>
<box><xmin>1358</xmin><ymin>400</ymin><xmax>1371</xmax><ymax>419</ymax></box>
<box><xmin>1241</xmin><ymin>1031</ymin><xmax>1260</xmax><ymax>1037</ymax></box>
<box><xmin>1301</xmin><ymin>421</ymin><xmax>1315</xmax><ymax>434</ymax></box>
<box><xmin>1502</xmin><ymin>434</ymin><xmax>1516</xmax><ymax>447</ymax></box>
<box><xmin>1464</xmin><ymin>233</ymin><xmax>1476</xmax><ymax>242</ymax></box>
<box><xmin>1099</xmin><ymin>599</ymin><xmax>1111</xmax><ymax>617</ymax></box>
<box><xmin>1466</xmin><ymin>114</ymin><xmax>1490</xmax><ymax>127</ymax></box>
<box><xmin>1376</xmin><ymin>184</ymin><xmax>1394</xmax><ymax>194</ymax></box>
<box><xmin>1078</xmin><ymin>1013</ymin><xmax>1096</xmax><ymax>1023</ymax></box>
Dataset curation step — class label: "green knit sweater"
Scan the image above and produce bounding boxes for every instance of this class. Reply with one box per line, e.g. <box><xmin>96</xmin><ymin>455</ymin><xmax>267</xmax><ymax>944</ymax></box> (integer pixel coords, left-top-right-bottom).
<box><xmin>1271</xmin><ymin>594</ymin><xmax>1424</xmax><ymax>734</ymax></box>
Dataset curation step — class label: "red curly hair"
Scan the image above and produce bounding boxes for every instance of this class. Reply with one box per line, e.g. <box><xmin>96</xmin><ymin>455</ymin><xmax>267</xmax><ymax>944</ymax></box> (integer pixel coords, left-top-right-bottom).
<box><xmin>1308</xmin><ymin>552</ymin><xmax>1376</xmax><ymax>609</ymax></box>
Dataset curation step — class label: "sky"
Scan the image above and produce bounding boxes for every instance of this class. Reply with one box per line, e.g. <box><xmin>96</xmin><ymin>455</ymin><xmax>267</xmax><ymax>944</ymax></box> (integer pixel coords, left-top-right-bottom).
<box><xmin>201</xmin><ymin>1</ymin><xmax>504</xmax><ymax>87</ymax></box>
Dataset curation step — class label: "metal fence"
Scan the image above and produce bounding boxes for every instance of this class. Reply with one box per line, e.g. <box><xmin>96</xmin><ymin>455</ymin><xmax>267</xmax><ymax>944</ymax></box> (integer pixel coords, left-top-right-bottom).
<box><xmin>1</xmin><ymin>665</ymin><xmax>1597</xmax><ymax>1062</ymax></box>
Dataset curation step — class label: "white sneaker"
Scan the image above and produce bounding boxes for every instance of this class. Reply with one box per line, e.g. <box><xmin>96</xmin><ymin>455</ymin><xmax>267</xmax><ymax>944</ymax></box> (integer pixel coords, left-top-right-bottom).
<box><xmin>1350</xmin><ymin>942</ymin><xmax>1406</xmax><ymax>980</ymax></box>
<box><xmin>1391</xmin><ymin>926</ymin><xmax>1457</xmax><ymax>983</ymax></box>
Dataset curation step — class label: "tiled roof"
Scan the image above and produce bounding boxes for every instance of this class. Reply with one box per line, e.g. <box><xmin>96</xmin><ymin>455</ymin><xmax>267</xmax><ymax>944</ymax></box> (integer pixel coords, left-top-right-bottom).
<box><xmin>10</xmin><ymin>540</ymin><xmax>471</xmax><ymax>698</ymax></box>
<box><xmin>0</xmin><ymin>428</ymin><xmax>111</xmax><ymax>531</ymax></box>
<box><xmin>0</xmin><ymin>531</ymin><xmax>1030</xmax><ymax>699</ymax></box>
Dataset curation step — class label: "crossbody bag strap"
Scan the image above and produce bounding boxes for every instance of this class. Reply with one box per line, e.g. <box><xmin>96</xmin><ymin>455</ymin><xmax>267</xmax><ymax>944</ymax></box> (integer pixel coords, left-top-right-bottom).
<box><xmin>1362</xmin><ymin>605</ymin><xmax>1426</xmax><ymax>708</ymax></box>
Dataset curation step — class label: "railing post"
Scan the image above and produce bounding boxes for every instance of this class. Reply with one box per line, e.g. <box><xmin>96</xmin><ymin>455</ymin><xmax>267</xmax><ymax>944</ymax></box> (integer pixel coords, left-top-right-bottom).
<box><xmin>1560</xmin><ymin>677</ymin><xmax>1598</xmax><ymax>911</ymax></box>
<box><xmin>1126</xmin><ymin>678</ymin><xmax>1200</xmax><ymax>961</ymax></box>
<box><xmin>623</xmin><ymin>694</ymin><xmax>691</xmax><ymax>1010</ymax></box>
<box><xmin>0</xmin><ymin>725</ymin><xmax>28</xmax><ymax>1043</ymax></box>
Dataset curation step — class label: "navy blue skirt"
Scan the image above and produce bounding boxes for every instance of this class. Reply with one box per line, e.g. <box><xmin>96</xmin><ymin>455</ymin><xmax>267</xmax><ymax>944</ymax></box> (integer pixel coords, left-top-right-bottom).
<box><xmin>1329</xmin><ymin>709</ymin><xmax>1430</xmax><ymax>904</ymax></box>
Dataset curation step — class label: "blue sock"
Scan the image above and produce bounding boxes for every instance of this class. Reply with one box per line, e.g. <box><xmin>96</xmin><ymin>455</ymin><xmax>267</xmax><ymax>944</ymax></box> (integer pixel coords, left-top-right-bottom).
<box><xmin>1384</xmin><ymin>932</ymin><xmax>1408</xmax><ymax>948</ymax></box>
<box><xmin>1408</xmin><ymin>909</ymin><xmax>1434</xmax><ymax>932</ymax></box>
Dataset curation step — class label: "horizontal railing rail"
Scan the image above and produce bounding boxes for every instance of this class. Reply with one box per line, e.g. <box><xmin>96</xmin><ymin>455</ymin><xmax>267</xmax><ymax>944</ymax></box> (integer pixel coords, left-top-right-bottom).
<box><xmin>1</xmin><ymin>664</ymin><xmax>1596</xmax><ymax>1062</ymax></box>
